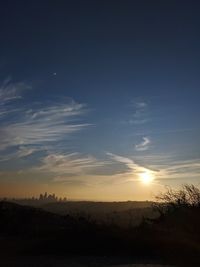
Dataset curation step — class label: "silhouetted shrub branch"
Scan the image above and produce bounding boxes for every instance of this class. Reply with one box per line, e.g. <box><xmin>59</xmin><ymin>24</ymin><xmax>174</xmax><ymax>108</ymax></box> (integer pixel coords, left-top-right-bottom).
<box><xmin>153</xmin><ymin>184</ymin><xmax>200</xmax><ymax>216</ymax></box>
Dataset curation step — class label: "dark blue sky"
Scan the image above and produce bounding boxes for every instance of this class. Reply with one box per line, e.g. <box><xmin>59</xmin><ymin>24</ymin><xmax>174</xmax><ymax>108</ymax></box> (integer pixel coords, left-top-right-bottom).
<box><xmin>0</xmin><ymin>1</ymin><xmax>200</xmax><ymax>200</ymax></box>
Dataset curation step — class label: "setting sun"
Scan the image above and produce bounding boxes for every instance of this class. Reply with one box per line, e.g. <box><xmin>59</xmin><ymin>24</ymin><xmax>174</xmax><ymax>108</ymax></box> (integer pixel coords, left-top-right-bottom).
<box><xmin>139</xmin><ymin>171</ymin><xmax>154</xmax><ymax>185</ymax></box>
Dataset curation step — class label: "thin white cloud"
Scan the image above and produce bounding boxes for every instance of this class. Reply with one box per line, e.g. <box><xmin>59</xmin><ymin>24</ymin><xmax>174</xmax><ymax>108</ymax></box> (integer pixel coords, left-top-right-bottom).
<box><xmin>107</xmin><ymin>152</ymin><xmax>156</xmax><ymax>177</ymax></box>
<box><xmin>129</xmin><ymin>100</ymin><xmax>149</xmax><ymax>125</ymax></box>
<box><xmin>107</xmin><ymin>152</ymin><xmax>200</xmax><ymax>185</ymax></box>
<box><xmin>133</xmin><ymin>154</ymin><xmax>200</xmax><ymax>182</ymax></box>
<box><xmin>29</xmin><ymin>152</ymin><xmax>155</xmax><ymax>186</ymax></box>
<box><xmin>106</xmin><ymin>152</ymin><xmax>133</xmax><ymax>165</ymax></box>
<box><xmin>134</xmin><ymin>101</ymin><xmax>147</xmax><ymax>109</ymax></box>
<box><xmin>0</xmin><ymin>79</ymin><xmax>29</xmax><ymax>119</ymax></box>
<box><xmin>35</xmin><ymin>152</ymin><xmax>107</xmax><ymax>178</ymax></box>
<box><xmin>0</xmin><ymin>146</ymin><xmax>40</xmax><ymax>162</ymax></box>
<box><xmin>0</xmin><ymin>103</ymin><xmax>88</xmax><ymax>148</ymax></box>
<box><xmin>0</xmin><ymin>80</ymin><xmax>23</xmax><ymax>103</ymax></box>
<box><xmin>135</xmin><ymin>137</ymin><xmax>151</xmax><ymax>151</ymax></box>
<box><xmin>0</xmin><ymin>83</ymin><xmax>89</xmax><ymax>150</ymax></box>
<box><xmin>16</xmin><ymin>146</ymin><xmax>39</xmax><ymax>158</ymax></box>
<box><xmin>157</xmin><ymin>159</ymin><xmax>200</xmax><ymax>181</ymax></box>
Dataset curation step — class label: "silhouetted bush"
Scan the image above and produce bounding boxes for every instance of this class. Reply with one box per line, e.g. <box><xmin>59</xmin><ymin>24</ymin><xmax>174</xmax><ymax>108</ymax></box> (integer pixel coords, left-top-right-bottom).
<box><xmin>153</xmin><ymin>184</ymin><xmax>200</xmax><ymax>217</ymax></box>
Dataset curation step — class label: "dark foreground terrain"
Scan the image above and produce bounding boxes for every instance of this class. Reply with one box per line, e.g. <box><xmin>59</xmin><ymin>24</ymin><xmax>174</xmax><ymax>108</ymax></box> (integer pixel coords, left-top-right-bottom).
<box><xmin>1</xmin><ymin>193</ymin><xmax>200</xmax><ymax>267</ymax></box>
<box><xmin>11</xmin><ymin>199</ymin><xmax>156</xmax><ymax>228</ymax></box>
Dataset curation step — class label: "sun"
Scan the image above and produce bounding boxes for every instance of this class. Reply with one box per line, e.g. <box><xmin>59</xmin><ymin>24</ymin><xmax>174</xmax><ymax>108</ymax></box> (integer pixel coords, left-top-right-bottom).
<box><xmin>139</xmin><ymin>171</ymin><xmax>154</xmax><ymax>185</ymax></box>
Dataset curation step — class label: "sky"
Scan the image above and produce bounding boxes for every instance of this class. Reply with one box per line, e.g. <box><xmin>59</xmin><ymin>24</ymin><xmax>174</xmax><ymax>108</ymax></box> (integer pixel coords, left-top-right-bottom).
<box><xmin>0</xmin><ymin>0</ymin><xmax>200</xmax><ymax>200</ymax></box>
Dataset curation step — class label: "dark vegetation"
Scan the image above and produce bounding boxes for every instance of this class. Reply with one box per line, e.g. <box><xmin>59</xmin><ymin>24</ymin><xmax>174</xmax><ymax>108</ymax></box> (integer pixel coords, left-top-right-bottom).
<box><xmin>1</xmin><ymin>184</ymin><xmax>200</xmax><ymax>266</ymax></box>
<box><xmin>10</xmin><ymin>199</ymin><xmax>156</xmax><ymax>228</ymax></box>
<box><xmin>40</xmin><ymin>201</ymin><xmax>155</xmax><ymax>228</ymax></box>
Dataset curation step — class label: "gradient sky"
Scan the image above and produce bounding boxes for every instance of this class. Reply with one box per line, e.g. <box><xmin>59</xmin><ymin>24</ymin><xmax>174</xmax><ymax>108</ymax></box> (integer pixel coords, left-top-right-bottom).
<box><xmin>0</xmin><ymin>1</ymin><xmax>200</xmax><ymax>200</ymax></box>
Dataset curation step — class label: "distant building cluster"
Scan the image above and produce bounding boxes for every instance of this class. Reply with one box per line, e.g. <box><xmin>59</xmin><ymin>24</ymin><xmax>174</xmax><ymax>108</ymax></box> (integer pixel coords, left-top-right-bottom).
<box><xmin>1</xmin><ymin>193</ymin><xmax>67</xmax><ymax>206</ymax></box>
<box><xmin>39</xmin><ymin>192</ymin><xmax>67</xmax><ymax>203</ymax></box>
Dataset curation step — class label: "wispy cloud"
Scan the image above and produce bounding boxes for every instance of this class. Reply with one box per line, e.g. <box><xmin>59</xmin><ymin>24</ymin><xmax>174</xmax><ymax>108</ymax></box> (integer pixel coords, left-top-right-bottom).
<box><xmin>135</xmin><ymin>137</ymin><xmax>151</xmax><ymax>151</ymax></box>
<box><xmin>0</xmin><ymin>79</ymin><xmax>29</xmax><ymax>118</ymax></box>
<box><xmin>107</xmin><ymin>152</ymin><xmax>200</xmax><ymax>185</ymax></box>
<box><xmin>157</xmin><ymin>159</ymin><xmax>200</xmax><ymax>181</ymax></box>
<box><xmin>0</xmin><ymin>146</ymin><xmax>40</xmax><ymax>162</ymax></box>
<box><xmin>133</xmin><ymin>153</ymin><xmax>200</xmax><ymax>182</ymax></box>
<box><xmin>1</xmin><ymin>103</ymin><xmax>88</xmax><ymax>148</ymax></box>
<box><xmin>107</xmin><ymin>152</ymin><xmax>156</xmax><ymax>178</ymax></box>
<box><xmin>0</xmin><ymin>82</ymin><xmax>89</xmax><ymax>151</ymax></box>
<box><xmin>0</xmin><ymin>78</ymin><xmax>25</xmax><ymax>103</ymax></box>
<box><xmin>35</xmin><ymin>152</ymin><xmax>107</xmax><ymax>178</ymax></box>
<box><xmin>16</xmin><ymin>146</ymin><xmax>39</xmax><ymax>158</ymax></box>
<box><xmin>129</xmin><ymin>100</ymin><xmax>149</xmax><ymax>124</ymax></box>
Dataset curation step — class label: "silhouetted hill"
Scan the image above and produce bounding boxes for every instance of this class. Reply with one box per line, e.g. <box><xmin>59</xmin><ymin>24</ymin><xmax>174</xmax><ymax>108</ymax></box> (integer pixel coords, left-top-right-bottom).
<box><xmin>0</xmin><ymin>201</ymin><xmax>155</xmax><ymax>256</ymax></box>
<box><xmin>0</xmin><ymin>201</ymin><xmax>74</xmax><ymax>235</ymax></box>
<box><xmin>41</xmin><ymin>200</ymin><xmax>153</xmax><ymax>212</ymax></box>
<box><xmin>39</xmin><ymin>201</ymin><xmax>155</xmax><ymax>227</ymax></box>
<box><xmin>1</xmin><ymin>200</ymin><xmax>200</xmax><ymax>266</ymax></box>
<box><xmin>7</xmin><ymin>199</ymin><xmax>156</xmax><ymax>228</ymax></box>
